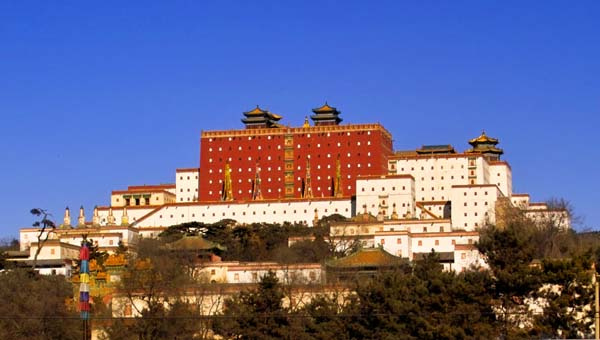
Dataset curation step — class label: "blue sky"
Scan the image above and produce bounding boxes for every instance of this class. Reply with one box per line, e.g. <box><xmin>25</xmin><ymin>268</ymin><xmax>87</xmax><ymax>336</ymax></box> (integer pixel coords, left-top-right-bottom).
<box><xmin>1</xmin><ymin>1</ymin><xmax>598</xmax><ymax>236</ymax></box>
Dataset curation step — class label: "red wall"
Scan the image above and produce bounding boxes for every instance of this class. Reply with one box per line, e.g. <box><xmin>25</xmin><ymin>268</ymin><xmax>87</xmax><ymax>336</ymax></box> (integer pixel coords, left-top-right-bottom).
<box><xmin>198</xmin><ymin>124</ymin><xmax>393</xmax><ymax>202</ymax></box>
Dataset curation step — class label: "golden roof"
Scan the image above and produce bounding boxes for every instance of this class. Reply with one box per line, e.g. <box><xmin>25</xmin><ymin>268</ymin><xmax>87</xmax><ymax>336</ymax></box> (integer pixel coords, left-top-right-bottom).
<box><xmin>312</xmin><ymin>102</ymin><xmax>338</xmax><ymax>113</ymax></box>
<box><xmin>327</xmin><ymin>248</ymin><xmax>404</xmax><ymax>268</ymax></box>
<box><xmin>469</xmin><ymin>131</ymin><xmax>499</xmax><ymax>145</ymax></box>
<box><xmin>244</xmin><ymin>106</ymin><xmax>268</xmax><ymax>115</ymax></box>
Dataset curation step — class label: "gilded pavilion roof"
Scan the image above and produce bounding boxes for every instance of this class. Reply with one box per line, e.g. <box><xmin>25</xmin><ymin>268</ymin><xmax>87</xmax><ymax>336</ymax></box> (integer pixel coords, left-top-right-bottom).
<box><xmin>312</xmin><ymin>103</ymin><xmax>338</xmax><ymax>113</ymax></box>
<box><xmin>466</xmin><ymin>131</ymin><xmax>503</xmax><ymax>157</ymax></box>
<box><xmin>468</xmin><ymin>131</ymin><xmax>499</xmax><ymax>146</ymax></box>
<box><xmin>244</xmin><ymin>106</ymin><xmax>269</xmax><ymax>116</ymax></box>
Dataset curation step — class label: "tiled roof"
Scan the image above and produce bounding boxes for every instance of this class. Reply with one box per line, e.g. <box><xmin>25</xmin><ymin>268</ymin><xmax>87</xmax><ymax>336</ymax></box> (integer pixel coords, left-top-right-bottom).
<box><xmin>326</xmin><ymin>247</ymin><xmax>404</xmax><ymax>268</ymax></box>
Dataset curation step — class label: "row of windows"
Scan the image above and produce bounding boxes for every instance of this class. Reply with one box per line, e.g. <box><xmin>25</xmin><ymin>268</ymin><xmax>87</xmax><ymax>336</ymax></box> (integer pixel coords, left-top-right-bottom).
<box><xmin>207</xmin><ymin>158</ymin><xmax>373</xmax><ymax>170</ymax></box>
<box><xmin>208</xmin><ymin>141</ymin><xmax>373</xmax><ymax>152</ymax></box>
<box><xmin>208</xmin><ymin>153</ymin><xmax>372</xmax><ymax>164</ymax></box>
<box><xmin>207</xmin><ymin>131</ymin><xmax>373</xmax><ymax>143</ymax></box>
<box><xmin>463</xmin><ymin>191</ymin><xmax>489</xmax><ymax>196</ymax></box>
<box><xmin>115</xmin><ymin>197</ymin><xmax>160</xmax><ymax>206</ymax></box>
<box><xmin>399</xmin><ymin>164</ymin><xmax>465</xmax><ymax>172</ymax></box>
<box><xmin>380</xmin><ymin>238</ymin><xmax>472</xmax><ymax>246</ymax></box>
<box><xmin>369</xmin><ymin>202</ymin><xmax>412</xmax><ymax>208</ymax></box>
<box><xmin>463</xmin><ymin>201</ymin><xmax>489</xmax><ymax>207</ymax></box>
<box><xmin>421</xmin><ymin>186</ymin><xmax>447</xmax><ymax>191</ymax></box>
<box><xmin>208</xmin><ymin>176</ymin><xmax>354</xmax><ymax>184</ymax></box>
<box><xmin>463</xmin><ymin>211</ymin><xmax>489</xmax><ymax>217</ymax></box>
<box><xmin>419</xmin><ymin>175</ymin><xmax>464</xmax><ymax>181</ymax></box>
<box><xmin>420</xmin><ymin>196</ymin><xmax>446</xmax><ymax>201</ymax></box>
<box><xmin>180</xmin><ymin>188</ymin><xmax>198</xmax><ymax>192</ymax></box>
<box><xmin>361</xmin><ymin>185</ymin><xmax>407</xmax><ymax>192</ymax></box>
<box><xmin>208</xmin><ymin>184</ymin><xmax>353</xmax><ymax>195</ymax></box>
<box><xmin>179</xmin><ymin>175</ymin><xmax>198</xmax><ymax>180</ymax></box>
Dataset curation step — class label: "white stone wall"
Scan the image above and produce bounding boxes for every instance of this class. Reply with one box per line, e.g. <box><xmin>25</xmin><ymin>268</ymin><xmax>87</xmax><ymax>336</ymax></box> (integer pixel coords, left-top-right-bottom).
<box><xmin>526</xmin><ymin>209</ymin><xmax>571</xmax><ymax>229</ymax></box>
<box><xmin>97</xmin><ymin>206</ymin><xmax>156</xmax><ymax>226</ymax></box>
<box><xmin>449</xmin><ymin>185</ymin><xmax>502</xmax><ymax>230</ymax></box>
<box><xmin>225</xmin><ymin>264</ymin><xmax>322</xmax><ymax>284</ymax></box>
<box><xmin>410</xmin><ymin>232</ymin><xmax>478</xmax><ymax>258</ymax></box>
<box><xmin>133</xmin><ymin>199</ymin><xmax>352</xmax><ymax>228</ymax></box>
<box><xmin>20</xmin><ymin>229</ymin><xmax>55</xmax><ymax>251</ymax></box>
<box><xmin>490</xmin><ymin>162</ymin><xmax>513</xmax><ymax>197</ymax></box>
<box><xmin>391</xmin><ymin>156</ymin><xmax>473</xmax><ymax>202</ymax></box>
<box><xmin>176</xmin><ymin>168</ymin><xmax>200</xmax><ymax>203</ymax></box>
<box><xmin>454</xmin><ymin>246</ymin><xmax>487</xmax><ymax>272</ymax></box>
<box><xmin>36</xmin><ymin>266</ymin><xmax>72</xmax><ymax>277</ymax></box>
<box><xmin>374</xmin><ymin>232</ymin><xmax>410</xmax><ymax>257</ymax></box>
<box><xmin>355</xmin><ymin>175</ymin><xmax>415</xmax><ymax>218</ymax></box>
<box><xmin>511</xmin><ymin>194</ymin><xmax>530</xmax><ymax>209</ymax></box>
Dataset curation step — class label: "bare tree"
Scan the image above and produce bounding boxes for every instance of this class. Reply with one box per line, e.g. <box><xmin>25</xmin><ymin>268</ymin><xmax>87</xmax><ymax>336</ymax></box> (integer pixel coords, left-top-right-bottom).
<box><xmin>30</xmin><ymin>208</ymin><xmax>56</xmax><ymax>271</ymax></box>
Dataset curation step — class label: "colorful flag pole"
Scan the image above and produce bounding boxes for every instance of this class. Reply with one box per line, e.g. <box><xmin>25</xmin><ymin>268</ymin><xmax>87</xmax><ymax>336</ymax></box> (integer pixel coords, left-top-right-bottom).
<box><xmin>79</xmin><ymin>240</ymin><xmax>90</xmax><ymax>340</ymax></box>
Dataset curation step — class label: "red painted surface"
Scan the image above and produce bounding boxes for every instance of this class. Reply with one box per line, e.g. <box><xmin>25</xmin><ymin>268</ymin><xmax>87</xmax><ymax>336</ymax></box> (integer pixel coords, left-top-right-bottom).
<box><xmin>198</xmin><ymin>124</ymin><xmax>393</xmax><ymax>202</ymax></box>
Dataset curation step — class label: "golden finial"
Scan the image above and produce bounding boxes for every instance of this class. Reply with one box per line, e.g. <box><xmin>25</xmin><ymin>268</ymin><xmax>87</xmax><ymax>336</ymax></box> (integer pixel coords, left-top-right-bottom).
<box><xmin>121</xmin><ymin>207</ymin><xmax>129</xmax><ymax>226</ymax></box>
<box><xmin>222</xmin><ymin>162</ymin><xmax>234</xmax><ymax>201</ymax></box>
<box><xmin>303</xmin><ymin>116</ymin><xmax>310</xmax><ymax>128</ymax></box>
<box><xmin>333</xmin><ymin>155</ymin><xmax>343</xmax><ymax>197</ymax></box>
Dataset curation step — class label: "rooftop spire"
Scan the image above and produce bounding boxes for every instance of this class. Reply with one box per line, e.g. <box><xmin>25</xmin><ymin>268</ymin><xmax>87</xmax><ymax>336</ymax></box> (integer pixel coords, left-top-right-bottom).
<box><xmin>77</xmin><ymin>206</ymin><xmax>86</xmax><ymax>228</ymax></box>
<box><xmin>63</xmin><ymin>207</ymin><xmax>71</xmax><ymax>228</ymax></box>
<box><xmin>121</xmin><ymin>207</ymin><xmax>129</xmax><ymax>226</ymax></box>
<box><xmin>303</xmin><ymin>116</ymin><xmax>310</xmax><ymax>128</ymax></box>
<box><xmin>107</xmin><ymin>207</ymin><xmax>116</xmax><ymax>226</ymax></box>
<box><xmin>92</xmin><ymin>206</ymin><xmax>100</xmax><ymax>227</ymax></box>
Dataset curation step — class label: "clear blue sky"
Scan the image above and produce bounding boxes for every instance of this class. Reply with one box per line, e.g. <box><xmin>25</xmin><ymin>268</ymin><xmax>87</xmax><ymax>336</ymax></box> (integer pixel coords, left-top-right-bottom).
<box><xmin>1</xmin><ymin>1</ymin><xmax>598</xmax><ymax>237</ymax></box>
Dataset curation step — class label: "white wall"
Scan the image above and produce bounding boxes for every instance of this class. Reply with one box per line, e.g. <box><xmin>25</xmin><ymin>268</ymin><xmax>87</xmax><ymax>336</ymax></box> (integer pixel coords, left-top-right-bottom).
<box><xmin>450</xmin><ymin>185</ymin><xmax>502</xmax><ymax>230</ymax></box>
<box><xmin>176</xmin><ymin>168</ymin><xmax>200</xmax><ymax>203</ymax></box>
<box><xmin>97</xmin><ymin>207</ymin><xmax>155</xmax><ymax>226</ymax></box>
<box><xmin>390</xmin><ymin>156</ymin><xmax>473</xmax><ymax>202</ymax></box>
<box><xmin>490</xmin><ymin>162</ymin><xmax>512</xmax><ymax>197</ymax></box>
<box><xmin>355</xmin><ymin>175</ymin><xmax>415</xmax><ymax>218</ymax></box>
<box><xmin>133</xmin><ymin>199</ymin><xmax>352</xmax><ymax>227</ymax></box>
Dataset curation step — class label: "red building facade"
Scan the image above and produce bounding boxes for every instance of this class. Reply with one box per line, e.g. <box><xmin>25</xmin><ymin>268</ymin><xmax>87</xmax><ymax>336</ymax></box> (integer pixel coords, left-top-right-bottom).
<box><xmin>198</xmin><ymin>104</ymin><xmax>393</xmax><ymax>202</ymax></box>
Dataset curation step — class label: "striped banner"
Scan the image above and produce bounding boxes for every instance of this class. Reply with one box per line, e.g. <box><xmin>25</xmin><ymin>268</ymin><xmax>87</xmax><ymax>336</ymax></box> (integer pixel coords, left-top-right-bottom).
<box><xmin>79</xmin><ymin>242</ymin><xmax>90</xmax><ymax>320</ymax></box>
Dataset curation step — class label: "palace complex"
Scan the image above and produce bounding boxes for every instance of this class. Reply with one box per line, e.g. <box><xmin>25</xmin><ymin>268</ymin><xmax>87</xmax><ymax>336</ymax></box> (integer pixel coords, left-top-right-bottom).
<box><xmin>16</xmin><ymin>103</ymin><xmax>568</xmax><ymax>273</ymax></box>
